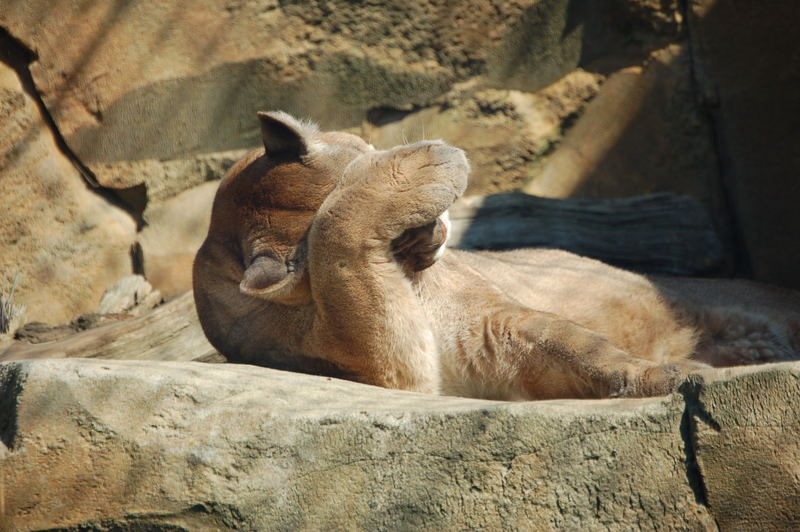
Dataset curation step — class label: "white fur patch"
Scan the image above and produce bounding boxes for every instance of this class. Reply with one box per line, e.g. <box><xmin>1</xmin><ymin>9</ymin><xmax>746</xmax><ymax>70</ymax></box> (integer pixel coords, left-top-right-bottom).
<box><xmin>268</xmin><ymin>110</ymin><xmax>319</xmax><ymax>136</ymax></box>
<box><xmin>434</xmin><ymin>210</ymin><xmax>451</xmax><ymax>261</ymax></box>
<box><xmin>268</xmin><ymin>111</ymin><xmax>327</xmax><ymax>154</ymax></box>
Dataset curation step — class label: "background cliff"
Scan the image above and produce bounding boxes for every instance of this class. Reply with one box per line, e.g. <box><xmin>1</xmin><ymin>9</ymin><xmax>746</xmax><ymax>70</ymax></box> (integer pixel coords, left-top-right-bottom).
<box><xmin>1</xmin><ymin>0</ymin><xmax>798</xmax><ymax>325</ymax></box>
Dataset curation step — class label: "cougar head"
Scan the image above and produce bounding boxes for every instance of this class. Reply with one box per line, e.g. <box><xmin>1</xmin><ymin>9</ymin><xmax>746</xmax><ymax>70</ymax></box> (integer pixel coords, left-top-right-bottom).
<box><xmin>201</xmin><ymin>111</ymin><xmax>373</xmax><ymax>306</ymax></box>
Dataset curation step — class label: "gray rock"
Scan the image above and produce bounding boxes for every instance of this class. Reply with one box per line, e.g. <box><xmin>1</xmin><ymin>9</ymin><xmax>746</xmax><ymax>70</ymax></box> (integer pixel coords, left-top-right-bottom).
<box><xmin>688</xmin><ymin>0</ymin><xmax>800</xmax><ymax>288</ymax></box>
<box><xmin>2</xmin><ymin>358</ymin><xmax>797</xmax><ymax>530</ymax></box>
<box><xmin>684</xmin><ymin>365</ymin><xmax>800</xmax><ymax>530</ymax></box>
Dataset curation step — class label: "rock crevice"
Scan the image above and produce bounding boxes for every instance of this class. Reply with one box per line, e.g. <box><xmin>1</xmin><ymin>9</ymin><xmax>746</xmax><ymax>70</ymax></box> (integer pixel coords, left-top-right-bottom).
<box><xmin>678</xmin><ymin>377</ymin><xmax>717</xmax><ymax>528</ymax></box>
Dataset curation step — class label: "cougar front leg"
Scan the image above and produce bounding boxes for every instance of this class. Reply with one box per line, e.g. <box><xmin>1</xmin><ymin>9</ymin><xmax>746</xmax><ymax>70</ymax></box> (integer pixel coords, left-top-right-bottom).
<box><xmin>305</xmin><ymin>141</ymin><xmax>469</xmax><ymax>393</ymax></box>
<box><xmin>460</xmin><ymin>306</ymin><xmax>688</xmax><ymax>399</ymax></box>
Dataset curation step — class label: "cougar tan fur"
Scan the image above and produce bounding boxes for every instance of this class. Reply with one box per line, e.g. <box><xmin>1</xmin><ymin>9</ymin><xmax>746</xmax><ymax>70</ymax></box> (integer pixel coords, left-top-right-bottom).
<box><xmin>193</xmin><ymin>112</ymin><xmax>800</xmax><ymax>400</ymax></box>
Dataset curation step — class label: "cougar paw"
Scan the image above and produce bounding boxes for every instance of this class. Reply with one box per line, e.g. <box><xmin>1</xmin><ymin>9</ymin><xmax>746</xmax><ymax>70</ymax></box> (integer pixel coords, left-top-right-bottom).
<box><xmin>636</xmin><ymin>364</ymin><xmax>686</xmax><ymax>397</ymax></box>
<box><xmin>384</xmin><ymin>141</ymin><xmax>469</xmax><ymax>196</ymax></box>
<box><xmin>611</xmin><ymin>363</ymin><xmax>687</xmax><ymax>398</ymax></box>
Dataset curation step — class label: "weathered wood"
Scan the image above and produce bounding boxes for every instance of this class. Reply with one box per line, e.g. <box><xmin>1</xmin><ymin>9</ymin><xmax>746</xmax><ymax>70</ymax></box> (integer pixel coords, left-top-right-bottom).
<box><xmin>449</xmin><ymin>192</ymin><xmax>723</xmax><ymax>275</ymax></box>
<box><xmin>0</xmin><ymin>291</ymin><xmax>218</xmax><ymax>363</ymax></box>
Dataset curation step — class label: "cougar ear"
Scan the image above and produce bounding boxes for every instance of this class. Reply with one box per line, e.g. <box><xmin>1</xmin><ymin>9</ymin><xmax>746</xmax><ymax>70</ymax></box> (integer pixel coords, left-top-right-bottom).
<box><xmin>240</xmin><ymin>254</ymin><xmax>289</xmax><ymax>295</ymax></box>
<box><xmin>257</xmin><ymin>111</ymin><xmax>310</xmax><ymax>158</ymax></box>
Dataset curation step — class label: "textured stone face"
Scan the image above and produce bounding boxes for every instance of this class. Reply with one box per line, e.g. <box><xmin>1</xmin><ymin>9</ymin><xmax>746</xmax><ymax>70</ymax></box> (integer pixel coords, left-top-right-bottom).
<box><xmin>2</xmin><ymin>359</ymin><xmax>798</xmax><ymax>531</ymax></box>
<box><xmin>362</xmin><ymin>72</ymin><xmax>603</xmax><ymax>195</ymax></box>
<box><xmin>0</xmin><ymin>62</ymin><xmax>136</xmax><ymax>325</ymax></box>
<box><xmin>0</xmin><ymin>0</ymin><xmax>682</xmax><ymax>168</ymax></box>
<box><xmin>0</xmin><ymin>0</ymin><xmax>521</xmax><ymax>165</ymax></box>
<box><xmin>524</xmin><ymin>45</ymin><xmax>721</xmax><ymax>203</ymax></box>
<box><xmin>686</xmin><ymin>366</ymin><xmax>800</xmax><ymax>530</ymax></box>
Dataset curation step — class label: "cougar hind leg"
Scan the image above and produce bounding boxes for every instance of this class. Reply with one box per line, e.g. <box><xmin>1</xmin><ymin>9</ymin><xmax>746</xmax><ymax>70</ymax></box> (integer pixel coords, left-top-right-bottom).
<box><xmin>463</xmin><ymin>305</ymin><xmax>692</xmax><ymax>399</ymax></box>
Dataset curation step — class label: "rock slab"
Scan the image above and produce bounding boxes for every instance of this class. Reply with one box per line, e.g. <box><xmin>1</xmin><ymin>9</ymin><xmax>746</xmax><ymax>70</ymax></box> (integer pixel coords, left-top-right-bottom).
<box><xmin>2</xmin><ymin>359</ymin><xmax>799</xmax><ymax>531</ymax></box>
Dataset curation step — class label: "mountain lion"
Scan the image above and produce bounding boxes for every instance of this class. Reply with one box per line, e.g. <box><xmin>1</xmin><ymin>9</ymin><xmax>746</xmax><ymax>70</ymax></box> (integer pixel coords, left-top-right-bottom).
<box><xmin>193</xmin><ymin>112</ymin><xmax>800</xmax><ymax>400</ymax></box>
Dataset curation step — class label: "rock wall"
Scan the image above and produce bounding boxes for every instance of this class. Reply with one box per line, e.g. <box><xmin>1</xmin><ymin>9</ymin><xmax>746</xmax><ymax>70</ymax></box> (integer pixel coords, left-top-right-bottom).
<box><xmin>0</xmin><ymin>2</ymin><xmax>797</xmax><ymax>312</ymax></box>
<box><xmin>1</xmin><ymin>358</ymin><xmax>798</xmax><ymax>530</ymax></box>
<box><xmin>1</xmin><ymin>3</ymin><xmax>798</xmax><ymax>529</ymax></box>
<box><xmin>0</xmin><ymin>0</ymin><xmax>682</xmax><ymax>165</ymax></box>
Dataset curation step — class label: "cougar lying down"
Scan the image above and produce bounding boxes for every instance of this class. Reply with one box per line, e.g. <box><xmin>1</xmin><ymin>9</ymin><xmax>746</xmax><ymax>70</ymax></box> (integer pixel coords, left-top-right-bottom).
<box><xmin>193</xmin><ymin>112</ymin><xmax>800</xmax><ymax>400</ymax></box>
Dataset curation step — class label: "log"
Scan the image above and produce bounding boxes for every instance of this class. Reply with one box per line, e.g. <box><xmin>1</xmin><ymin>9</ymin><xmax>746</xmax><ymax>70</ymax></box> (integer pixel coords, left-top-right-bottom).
<box><xmin>0</xmin><ymin>291</ymin><xmax>219</xmax><ymax>363</ymax></box>
<box><xmin>449</xmin><ymin>192</ymin><xmax>723</xmax><ymax>275</ymax></box>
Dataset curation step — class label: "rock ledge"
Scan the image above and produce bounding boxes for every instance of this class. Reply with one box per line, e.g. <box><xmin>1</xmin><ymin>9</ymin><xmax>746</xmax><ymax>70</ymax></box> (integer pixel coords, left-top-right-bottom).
<box><xmin>1</xmin><ymin>359</ymin><xmax>798</xmax><ymax>531</ymax></box>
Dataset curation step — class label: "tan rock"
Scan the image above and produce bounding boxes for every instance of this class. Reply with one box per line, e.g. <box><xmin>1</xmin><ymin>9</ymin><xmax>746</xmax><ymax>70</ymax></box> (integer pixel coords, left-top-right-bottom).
<box><xmin>0</xmin><ymin>0</ymin><xmax>682</xmax><ymax>172</ymax></box>
<box><xmin>0</xmin><ymin>275</ymin><xmax>26</xmax><ymax>350</ymax></box>
<box><xmin>524</xmin><ymin>66</ymin><xmax>649</xmax><ymax>198</ymax></box>
<box><xmin>138</xmin><ymin>181</ymin><xmax>219</xmax><ymax>295</ymax></box>
<box><xmin>0</xmin><ymin>62</ymin><xmax>136</xmax><ymax>325</ymax></box>
<box><xmin>524</xmin><ymin>44</ymin><xmax>721</xmax><ymax>209</ymax></box>
<box><xmin>0</xmin><ymin>0</ymin><xmax>518</xmax><ymax>166</ymax></box>
<box><xmin>362</xmin><ymin>71</ymin><xmax>602</xmax><ymax>194</ymax></box>
<box><xmin>96</xmin><ymin>275</ymin><xmax>161</xmax><ymax>316</ymax></box>
<box><xmin>0</xmin><ymin>292</ymin><xmax>217</xmax><ymax>363</ymax></box>
<box><xmin>86</xmin><ymin>149</ymin><xmax>246</xmax><ymax>202</ymax></box>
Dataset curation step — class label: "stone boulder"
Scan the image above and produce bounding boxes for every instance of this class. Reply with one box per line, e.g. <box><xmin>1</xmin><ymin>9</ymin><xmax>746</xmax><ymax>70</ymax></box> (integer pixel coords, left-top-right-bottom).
<box><xmin>0</xmin><ymin>61</ymin><xmax>136</xmax><ymax>326</ymax></box>
<box><xmin>88</xmin><ymin>149</ymin><xmax>246</xmax><ymax>204</ymax></box>
<box><xmin>2</xmin><ymin>358</ymin><xmax>798</xmax><ymax>530</ymax></box>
